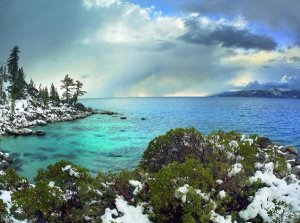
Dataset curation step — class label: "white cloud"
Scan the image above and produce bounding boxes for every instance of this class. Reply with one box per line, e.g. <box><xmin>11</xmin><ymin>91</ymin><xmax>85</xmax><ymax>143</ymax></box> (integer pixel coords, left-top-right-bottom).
<box><xmin>81</xmin><ymin>2</ymin><xmax>185</xmax><ymax>48</ymax></box>
<box><xmin>83</xmin><ymin>0</ymin><xmax>121</xmax><ymax>9</ymax></box>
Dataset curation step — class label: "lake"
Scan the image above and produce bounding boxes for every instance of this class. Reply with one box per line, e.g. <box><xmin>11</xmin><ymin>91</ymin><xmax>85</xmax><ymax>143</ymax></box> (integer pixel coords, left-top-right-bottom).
<box><xmin>1</xmin><ymin>97</ymin><xmax>300</xmax><ymax>181</ymax></box>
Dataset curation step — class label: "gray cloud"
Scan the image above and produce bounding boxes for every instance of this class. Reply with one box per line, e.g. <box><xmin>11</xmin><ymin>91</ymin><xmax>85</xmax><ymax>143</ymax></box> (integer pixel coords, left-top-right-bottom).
<box><xmin>180</xmin><ymin>19</ymin><xmax>277</xmax><ymax>50</ymax></box>
<box><xmin>291</xmin><ymin>57</ymin><xmax>300</xmax><ymax>62</ymax></box>
<box><xmin>166</xmin><ymin>0</ymin><xmax>300</xmax><ymax>45</ymax></box>
<box><xmin>237</xmin><ymin>75</ymin><xmax>300</xmax><ymax>90</ymax></box>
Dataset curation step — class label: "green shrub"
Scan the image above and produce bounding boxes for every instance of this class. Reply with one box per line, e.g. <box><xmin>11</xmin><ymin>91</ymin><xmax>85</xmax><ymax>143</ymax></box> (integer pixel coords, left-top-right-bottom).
<box><xmin>149</xmin><ymin>158</ymin><xmax>214</xmax><ymax>222</ymax></box>
<box><xmin>0</xmin><ymin>168</ymin><xmax>28</xmax><ymax>191</ymax></box>
<box><xmin>11</xmin><ymin>181</ymin><xmax>64</xmax><ymax>222</ymax></box>
<box><xmin>11</xmin><ymin>160</ymin><xmax>115</xmax><ymax>222</ymax></box>
<box><xmin>140</xmin><ymin>128</ymin><xmax>209</xmax><ymax>172</ymax></box>
<box><xmin>0</xmin><ymin>198</ymin><xmax>9</xmax><ymax>222</ymax></box>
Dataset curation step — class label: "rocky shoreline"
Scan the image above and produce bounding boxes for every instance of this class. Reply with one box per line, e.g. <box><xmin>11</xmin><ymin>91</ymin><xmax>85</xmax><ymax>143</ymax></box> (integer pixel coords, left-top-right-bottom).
<box><xmin>0</xmin><ymin>102</ymin><xmax>96</xmax><ymax>136</ymax></box>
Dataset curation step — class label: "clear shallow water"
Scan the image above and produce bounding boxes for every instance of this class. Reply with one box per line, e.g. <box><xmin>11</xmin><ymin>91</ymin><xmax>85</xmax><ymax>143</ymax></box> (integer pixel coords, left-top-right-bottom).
<box><xmin>1</xmin><ymin>97</ymin><xmax>300</xmax><ymax>181</ymax></box>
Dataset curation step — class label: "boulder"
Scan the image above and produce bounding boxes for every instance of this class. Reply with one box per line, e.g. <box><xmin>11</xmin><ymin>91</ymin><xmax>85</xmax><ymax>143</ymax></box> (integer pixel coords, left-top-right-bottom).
<box><xmin>284</xmin><ymin>146</ymin><xmax>298</xmax><ymax>156</ymax></box>
<box><xmin>36</xmin><ymin>120</ymin><xmax>47</xmax><ymax>126</ymax></box>
<box><xmin>292</xmin><ymin>166</ymin><xmax>300</xmax><ymax>179</ymax></box>
<box><xmin>5</xmin><ymin>128</ymin><xmax>32</xmax><ymax>136</ymax></box>
<box><xmin>74</xmin><ymin>103</ymin><xmax>86</xmax><ymax>111</ymax></box>
<box><xmin>19</xmin><ymin>128</ymin><xmax>33</xmax><ymax>136</ymax></box>
<box><xmin>0</xmin><ymin>160</ymin><xmax>9</xmax><ymax>170</ymax></box>
<box><xmin>141</xmin><ymin>117</ymin><xmax>146</xmax><ymax>121</ymax></box>
<box><xmin>35</xmin><ymin>130</ymin><xmax>46</xmax><ymax>136</ymax></box>
<box><xmin>295</xmin><ymin>154</ymin><xmax>300</xmax><ymax>166</ymax></box>
<box><xmin>120</xmin><ymin>117</ymin><xmax>127</xmax><ymax>120</ymax></box>
<box><xmin>5</xmin><ymin>128</ymin><xmax>20</xmax><ymax>136</ymax></box>
<box><xmin>99</xmin><ymin>110</ymin><xmax>118</xmax><ymax>115</ymax></box>
<box><xmin>256</xmin><ymin>137</ymin><xmax>272</xmax><ymax>148</ymax></box>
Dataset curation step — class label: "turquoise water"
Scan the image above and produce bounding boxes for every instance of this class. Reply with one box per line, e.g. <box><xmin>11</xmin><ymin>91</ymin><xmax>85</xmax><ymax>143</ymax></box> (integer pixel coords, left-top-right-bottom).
<box><xmin>1</xmin><ymin>97</ymin><xmax>300</xmax><ymax>181</ymax></box>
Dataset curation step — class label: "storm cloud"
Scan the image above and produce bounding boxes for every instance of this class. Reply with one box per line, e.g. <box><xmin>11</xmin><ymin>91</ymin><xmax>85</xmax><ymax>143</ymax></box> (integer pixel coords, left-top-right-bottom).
<box><xmin>237</xmin><ymin>75</ymin><xmax>300</xmax><ymax>90</ymax></box>
<box><xmin>166</xmin><ymin>0</ymin><xmax>300</xmax><ymax>45</ymax></box>
<box><xmin>0</xmin><ymin>0</ymin><xmax>299</xmax><ymax>97</ymax></box>
<box><xmin>180</xmin><ymin>19</ymin><xmax>277</xmax><ymax>50</ymax></box>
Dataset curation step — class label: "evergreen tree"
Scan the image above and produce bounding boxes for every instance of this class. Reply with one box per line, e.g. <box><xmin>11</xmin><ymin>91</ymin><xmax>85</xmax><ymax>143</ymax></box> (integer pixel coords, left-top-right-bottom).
<box><xmin>50</xmin><ymin>83</ymin><xmax>60</xmax><ymax>105</ymax></box>
<box><xmin>38</xmin><ymin>84</ymin><xmax>43</xmax><ymax>100</ymax></box>
<box><xmin>0</xmin><ymin>66</ymin><xmax>3</xmax><ymax>91</ymax></box>
<box><xmin>42</xmin><ymin>86</ymin><xmax>49</xmax><ymax>106</ymax></box>
<box><xmin>7</xmin><ymin>46</ymin><xmax>20</xmax><ymax>101</ymax></box>
<box><xmin>50</xmin><ymin>83</ymin><xmax>56</xmax><ymax>102</ymax></box>
<box><xmin>0</xmin><ymin>66</ymin><xmax>5</xmax><ymax>104</ymax></box>
<box><xmin>16</xmin><ymin>67</ymin><xmax>27</xmax><ymax>99</ymax></box>
<box><xmin>3</xmin><ymin>66</ymin><xmax>7</xmax><ymax>82</ymax></box>
<box><xmin>28</xmin><ymin>78</ymin><xmax>38</xmax><ymax>97</ymax></box>
<box><xmin>60</xmin><ymin>74</ymin><xmax>74</xmax><ymax>105</ymax></box>
<box><xmin>54</xmin><ymin>87</ymin><xmax>60</xmax><ymax>104</ymax></box>
<box><xmin>73</xmin><ymin>80</ymin><xmax>86</xmax><ymax>104</ymax></box>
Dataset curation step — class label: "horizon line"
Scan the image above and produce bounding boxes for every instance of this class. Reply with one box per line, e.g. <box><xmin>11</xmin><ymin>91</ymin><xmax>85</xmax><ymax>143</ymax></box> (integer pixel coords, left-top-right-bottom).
<box><xmin>80</xmin><ymin>95</ymin><xmax>215</xmax><ymax>100</ymax></box>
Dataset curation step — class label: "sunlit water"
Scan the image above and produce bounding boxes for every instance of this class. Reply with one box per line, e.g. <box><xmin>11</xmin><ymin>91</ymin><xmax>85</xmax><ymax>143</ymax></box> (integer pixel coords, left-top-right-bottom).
<box><xmin>1</xmin><ymin>97</ymin><xmax>300</xmax><ymax>181</ymax></box>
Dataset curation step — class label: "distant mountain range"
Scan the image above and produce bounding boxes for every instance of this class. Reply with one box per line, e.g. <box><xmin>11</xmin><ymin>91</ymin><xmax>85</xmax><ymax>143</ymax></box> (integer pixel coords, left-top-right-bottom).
<box><xmin>216</xmin><ymin>89</ymin><xmax>300</xmax><ymax>99</ymax></box>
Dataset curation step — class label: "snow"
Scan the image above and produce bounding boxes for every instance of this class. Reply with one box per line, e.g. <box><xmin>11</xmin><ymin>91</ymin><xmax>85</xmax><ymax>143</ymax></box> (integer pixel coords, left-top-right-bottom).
<box><xmin>129</xmin><ymin>180</ymin><xmax>143</xmax><ymax>195</ymax></box>
<box><xmin>228</xmin><ymin>163</ymin><xmax>243</xmax><ymax>177</ymax></box>
<box><xmin>62</xmin><ymin>165</ymin><xmax>80</xmax><ymax>178</ymax></box>
<box><xmin>48</xmin><ymin>181</ymin><xmax>55</xmax><ymax>188</ymax></box>
<box><xmin>226</xmin><ymin>151</ymin><xmax>235</xmax><ymax>160</ymax></box>
<box><xmin>254</xmin><ymin>162</ymin><xmax>264</xmax><ymax>170</ymax></box>
<box><xmin>95</xmin><ymin>190</ymin><xmax>103</xmax><ymax>196</ymax></box>
<box><xmin>219</xmin><ymin>190</ymin><xmax>226</xmax><ymax>199</ymax></box>
<box><xmin>101</xmin><ymin>196</ymin><xmax>150</xmax><ymax>223</ymax></box>
<box><xmin>195</xmin><ymin>189</ymin><xmax>210</xmax><ymax>201</ymax></box>
<box><xmin>0</xmin><ymin>190</ymin><xmax>27</xmax><ymax>223</ymax></box>
<box><xmin>239</xmin><ymin>162</ymin><xmax>300</xmax><ymax>221</ymax></box>
<box><xmin>229</xmin><ymin>140</ymin><xmax>239</xmax><ymax>148</ymax></box>
<box><xmin>243</xmin><ymin>138</ymin><xmax>253</xmax><ymax>145</ymax></box>
<box><xmin>174</xmin><ymin>184</ymin><xmax>189</xmax><ymax>203</ymax></box>
<box><xmin>211</xmin><ymin>210</ymin><xmax>235</xmax><ymax>223</ymax></box>
<box><xmin>236</xmin><ymin>155</ymin><xmax>244</xmax><ymax>161</ymax></box>
<box><xmin>216</xmin><ymin>179</ymin><xmax>223</xmax><ymax>185</ymax></box>
<box><xmin>0</xmin><ymin>96</ymin><xmax>93</xmax><ymax>136</ymax></box>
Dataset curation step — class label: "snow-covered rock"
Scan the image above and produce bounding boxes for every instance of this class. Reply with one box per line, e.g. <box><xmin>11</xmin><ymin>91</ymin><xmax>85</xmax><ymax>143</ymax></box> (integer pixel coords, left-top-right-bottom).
<box><xmin>101</xmin><ymin>196</ymin><xmax>150</xmax><ymax>223</ymax></box>
<box><xmin>129</xmin><ymin>180</ymin><xmax>144</xmax><ymax>195</ymax></box>
<box><xmin>0</xmin><ymin>99</ymin><xmax>94</xmax><ymax>136</ymax></box>
<box><xmin>239</xmin><ymin>162</ymin><xmax>300</xmax><ymax>221</ymax></box>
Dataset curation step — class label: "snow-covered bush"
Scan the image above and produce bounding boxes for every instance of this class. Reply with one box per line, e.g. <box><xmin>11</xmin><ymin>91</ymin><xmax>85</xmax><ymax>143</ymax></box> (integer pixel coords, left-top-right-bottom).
<box><xmin>0</xmin><ymin>128</ymin><xmax>299</xmax><ymax>222</ymax></box>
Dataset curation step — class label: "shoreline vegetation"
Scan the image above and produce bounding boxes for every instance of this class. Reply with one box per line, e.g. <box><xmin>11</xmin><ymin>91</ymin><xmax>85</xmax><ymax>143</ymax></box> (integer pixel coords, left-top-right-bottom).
<box><xmin>0</xmin><ymin>46</ymin><xmax>99</xmax><ymax>136</ymax></box>
<box><xmin>1</xmin><ymin>128</ymin><xmax>300</xmax><ymax>222</ymax></box>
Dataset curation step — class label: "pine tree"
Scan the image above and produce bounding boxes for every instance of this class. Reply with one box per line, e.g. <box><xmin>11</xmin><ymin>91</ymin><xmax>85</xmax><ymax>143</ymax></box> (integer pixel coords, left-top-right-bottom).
<box><xmin>28</xmin><ymin>78</ymin><xmax>38</xmax><ymax>97</ymax></box>
<box><xmin>3</xmin><ymin>66</ymin><xmax>7</xmax><ymax>82</ymax></box>
<box><xmin>50</xmin><ymin>83</ymin><xmax>55</xmax><ymax>101</ymax></box>
<box><xmin>73</xmin><ymin>80</ymin><xmax>86</xmax><ymax>104</ymax></box>
<box><xmin>7</xmin><ymin>46</ymin><xmax>20</xmax><ymax>101</ymax></box>
<box><xmin>16</xmin><ymin>67</ymin><xmax>27</xmax><ymax>99</ymax></box>
<box><xmin>0</xmin><ymin>66</ymin><xmax>3</xmax><ymax>89</ymax></box>
<box><xmin>42</xmin><ymin>86</ymin><xmax>49</xmax><ymax>106</ymax></box>
<box><xmin>50</xmin><ymin>83</ymin><xmax>60</xmax><ymax>105</ymax></box>
<box><xmin>0</xmin><ymin>66</ymin><xmax>4</xmax><ymax>104</ymax></box>
<box><xmin>38</xmin><ymin>84</ymin><xmax>43</xmax><ymax>100</ymax></box>
<box><xmin>60</xmin><ymin>74</ymin><xmax>74</xmax><ymax>105</ymax></box>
